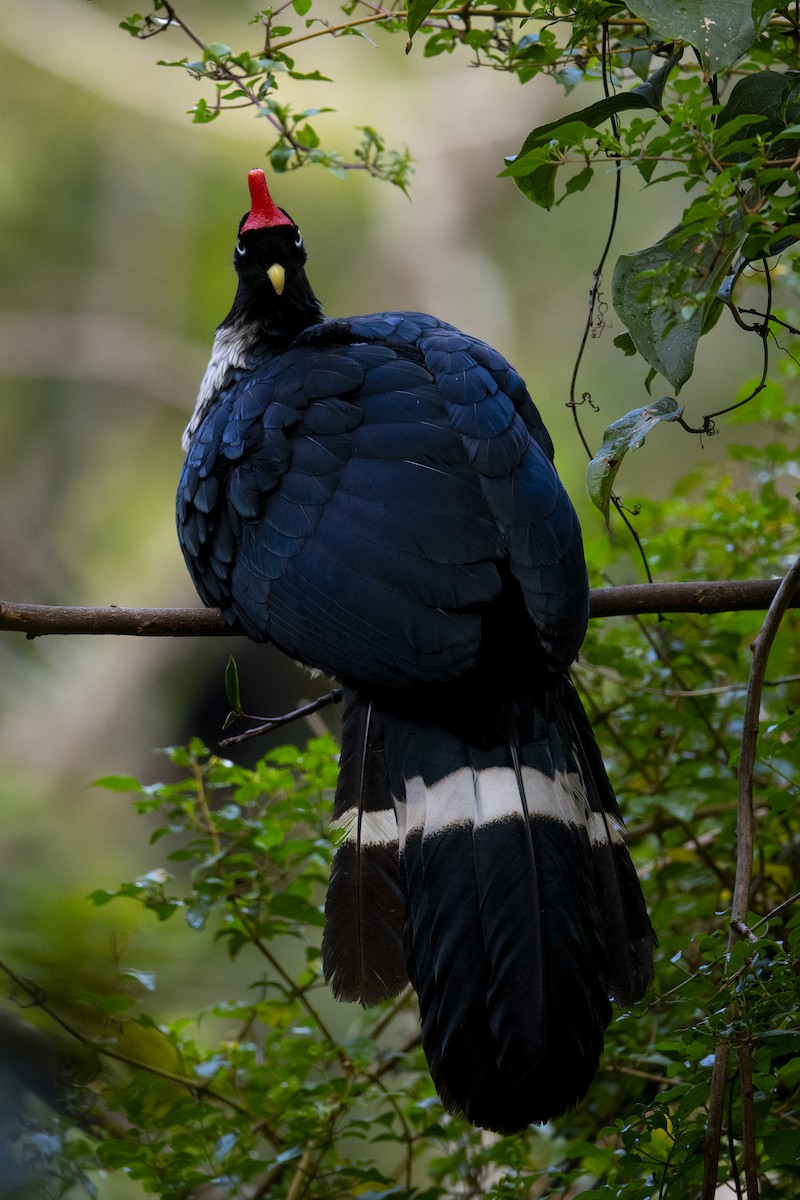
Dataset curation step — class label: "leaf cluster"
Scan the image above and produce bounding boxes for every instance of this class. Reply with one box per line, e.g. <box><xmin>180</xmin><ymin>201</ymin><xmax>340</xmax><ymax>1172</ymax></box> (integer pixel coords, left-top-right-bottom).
<box><xmin>119</xmin><ymin>3</ymin><xmax>800</xmax><ymax>515</ymax></box>
<box><xmin>120</xmin><ymin>1</ymin><xmax>414</xmax><ymax>190</ymax></box>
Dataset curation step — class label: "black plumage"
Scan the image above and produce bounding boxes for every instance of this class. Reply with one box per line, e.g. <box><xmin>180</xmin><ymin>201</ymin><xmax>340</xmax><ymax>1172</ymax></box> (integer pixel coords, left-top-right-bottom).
<box><xmin>177</xmin><ymin>170</ymin><xmax>655</xmax><ymax>1134</ymax></box>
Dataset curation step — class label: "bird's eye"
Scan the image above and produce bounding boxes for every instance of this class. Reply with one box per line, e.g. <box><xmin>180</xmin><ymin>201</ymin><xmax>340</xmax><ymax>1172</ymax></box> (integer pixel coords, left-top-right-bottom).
<box><xmin>236</xmin><ymin>238</ymin><xmax>246</xmax><ymax>257</ymax></box>
<box><xmin>294</xmin><ymin>230</ymin><xmax>303</xmax><ymax>249</ymax></box>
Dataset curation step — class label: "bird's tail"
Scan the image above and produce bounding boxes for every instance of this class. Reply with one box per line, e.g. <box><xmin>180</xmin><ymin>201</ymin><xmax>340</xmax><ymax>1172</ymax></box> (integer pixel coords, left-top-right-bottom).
<box><xmin>322</xmin><ymin>680</ymin><xmax>655</xmax><ymax>1135</ymax></box>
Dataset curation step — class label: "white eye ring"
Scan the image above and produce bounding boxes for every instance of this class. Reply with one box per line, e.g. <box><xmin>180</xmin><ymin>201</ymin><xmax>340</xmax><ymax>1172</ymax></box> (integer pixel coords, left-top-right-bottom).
<box><xmin>236</xmin><ymin>238</ymin><xmax>246</xmax><ymax>256</ymax></box>
<box><xmin>294</xmin><ymin>231</ymin><xmax>303</xmax><ymax>249</ymax></box>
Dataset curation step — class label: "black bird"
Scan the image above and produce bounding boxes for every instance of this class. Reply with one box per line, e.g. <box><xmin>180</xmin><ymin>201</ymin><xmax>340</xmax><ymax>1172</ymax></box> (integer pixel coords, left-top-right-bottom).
<box><xmin>177</xmin><ymin>170</ymin><xmax>655</xmax><ymax>1135</ymax></box>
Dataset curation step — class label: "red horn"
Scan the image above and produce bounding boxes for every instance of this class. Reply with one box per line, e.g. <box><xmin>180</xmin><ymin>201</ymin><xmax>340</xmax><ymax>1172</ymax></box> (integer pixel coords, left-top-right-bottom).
<box><xmin>240</xmin><ymin>170</ymin><xmax>293</xmax><ymax>232</ymax></box>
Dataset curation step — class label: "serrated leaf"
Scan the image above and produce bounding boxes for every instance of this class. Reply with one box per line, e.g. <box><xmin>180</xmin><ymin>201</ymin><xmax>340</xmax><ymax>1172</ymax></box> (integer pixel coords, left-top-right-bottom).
<box><xmin>626</xmin><ymin>0</ymin><xmax>769</xmax><ymax>73</ymax></box>
<box><xmin>586</xmin><ymin>397</ymin><xmax>684</xmax><ymax>519</ymax></box>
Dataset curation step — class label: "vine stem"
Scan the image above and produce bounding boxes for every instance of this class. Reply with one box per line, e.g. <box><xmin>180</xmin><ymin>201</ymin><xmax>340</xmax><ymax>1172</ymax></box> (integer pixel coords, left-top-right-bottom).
<box><xmin>701</xmin><ymin>551</ymin><xmax>800</xmax><ymax>1200</ymax></box>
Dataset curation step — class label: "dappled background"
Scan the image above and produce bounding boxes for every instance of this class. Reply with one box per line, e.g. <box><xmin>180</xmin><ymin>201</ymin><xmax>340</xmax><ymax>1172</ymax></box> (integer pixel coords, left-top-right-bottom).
<box><xmin>0</xmin><ymin>2</ymin><xmax>775</xmax><ymax>1194</ymax></box>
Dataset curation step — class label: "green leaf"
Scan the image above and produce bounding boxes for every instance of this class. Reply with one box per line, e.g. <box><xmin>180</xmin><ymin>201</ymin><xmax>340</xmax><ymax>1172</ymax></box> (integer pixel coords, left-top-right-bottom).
<box><xmin>717</xmin><ymin>70</ymin><xmax>792</xmax><ymax>132</ymax></box>
<box><xmin>407</xmin><ymin>0</ymin><xmax>439</xmax><ymax>39</ymax></box>
<box><xmin>203</xmin><ymin>42</ymin><xmax>232</xmax><ymax>62</ymax></box>
<box><xmin>270</xmin><ymin>892</ymin><xmax>325</xmax><ymax>926</ymax></box>
<box><xmin>586</xmin><ymin>397</ymin><xmax>684</xmax><ymax>519</ymax></box>
<box><xmin>295</xmin><ymin>123</ymin><xmax>320</xmax><ymax>149</ymax></box>
<box><xmin>81</xmin><ymin>992</ymin><xmax>137</xmax><ymax>1016</ymax></box>
<box><xmin>613</xmin><ymin>332</ymin><xmax>638</xmax><ymax>357</ymax></box>
<box><xmin>716</xmin><ymin>70</ymin><xmax>800</xmax><ymax>177</ymax></box>
<box><xmin>561</xmin><ymin>164</ymin><xmax>594</xmax><ymax>198</ymax></box>
<box><xmin>611</xmin><ymin>221</ymin><xmax>744</xmax><ymax>388</ymax></box>
<box><xmin>189</xmin><ymin>98</ymin><xmax>219</xmax><ymax>124</ymax></box>
<box><xmin>626</xmin><ymin>0</ymin><xmax>770</xmax><ymax>73</ymax></box>
<box><xmin>119</xmin><ymin>15</ymin><xmax>147</xmax><ymax>36</ymax></box>
<box><xmin>501</xmin><ymin>54</ymin><xmax>679</xmax><ymax>207</ymax></box>
<box><xmin>762</xmin><ymin>1130</ymin><xmax>800</xmax><ymax>1168</ymax></box>
<box><xmin>225</xmin><ymin>656</ymin><xmax>242</xmax><ymax>715</ymax></box>
<box><xmin>90</xmin><ymin>773</ymin><xmax>142</xmax><ymax>792</ymax></box>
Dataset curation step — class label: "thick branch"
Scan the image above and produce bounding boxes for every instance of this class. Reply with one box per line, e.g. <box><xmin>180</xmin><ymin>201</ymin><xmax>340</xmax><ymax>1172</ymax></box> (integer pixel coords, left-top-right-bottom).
<box><xmin>1</xmin><ymin>579</ymin><xmax>798</xmax><ymax>639</ymax></box>
<box><xmin>0</xmin><ymin>603</ymin><xmax>231</xmax><ymax>638</ymax></box>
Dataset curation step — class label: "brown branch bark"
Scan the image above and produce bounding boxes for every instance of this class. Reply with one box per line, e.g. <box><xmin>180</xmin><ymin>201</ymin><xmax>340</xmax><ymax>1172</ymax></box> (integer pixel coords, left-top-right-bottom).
<box><xmin>701</xmin><ymin>552</ymin><xmax>800</xmax><ymax>1200</ymax></box>
<box><xmin>1</xmin><ymin>578</ymin><xmax>798</xmax><ymax>638</ymax></box>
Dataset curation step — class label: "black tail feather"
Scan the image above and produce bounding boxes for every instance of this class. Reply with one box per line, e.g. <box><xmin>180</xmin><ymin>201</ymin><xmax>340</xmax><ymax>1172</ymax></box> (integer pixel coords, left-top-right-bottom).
<box><xmin>321</xmin><ymin>689</ymin><xmax>407</xmax><ymax>1005</ymax></box>
<box><xmin>561</xmin><ymin>680</ymin><xmax>655</xmax><ymax>1003</ymax></box>
<box><xmin>323</xmin><ymin>676</ymin><xmax>655</xmax><ymax>1133</ymax></box>
<box><xmin>397</xmin><ymin>744</ymin><xmax>614</xmax><ymax>1133</ymax></box>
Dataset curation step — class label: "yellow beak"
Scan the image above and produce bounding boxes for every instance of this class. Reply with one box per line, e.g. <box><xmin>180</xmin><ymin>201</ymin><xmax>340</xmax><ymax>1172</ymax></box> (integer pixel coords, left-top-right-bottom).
<box><xmin>267</xmin><ymin>263</ymin><xmax>286</xmax><ymax>296</ymax></box>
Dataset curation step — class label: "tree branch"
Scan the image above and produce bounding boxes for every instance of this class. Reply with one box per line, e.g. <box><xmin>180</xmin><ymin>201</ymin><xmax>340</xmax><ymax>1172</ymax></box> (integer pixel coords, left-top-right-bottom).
<box><xmin>2</xmin><ymin>578</ymin><xmax>798</xmax><ymax>639</ymax></box>
<box><xmin>701</xmin><ymin>551</ymin><xmax>800</xmax><ymax>1200</ymax></box>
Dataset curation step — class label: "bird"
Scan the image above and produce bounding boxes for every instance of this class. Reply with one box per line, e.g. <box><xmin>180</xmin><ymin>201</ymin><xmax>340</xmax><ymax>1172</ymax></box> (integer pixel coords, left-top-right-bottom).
<box><xmin>176</xmin><ymin>169</ymin><xmax>656</xmax><ymax>1135</ymax></box>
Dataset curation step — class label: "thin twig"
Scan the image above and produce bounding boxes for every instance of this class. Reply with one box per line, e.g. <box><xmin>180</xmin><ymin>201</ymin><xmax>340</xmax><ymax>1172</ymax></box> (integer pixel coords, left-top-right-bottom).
<box><xmin>220</xmin><ymin>690</ymin><xmax>342</xmax><ymax>745</ymax></box>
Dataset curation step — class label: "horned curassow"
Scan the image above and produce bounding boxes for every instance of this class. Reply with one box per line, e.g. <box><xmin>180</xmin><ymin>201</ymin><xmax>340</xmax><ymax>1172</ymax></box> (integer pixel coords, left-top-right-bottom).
<box><xmin>176</xmin><ymin>170</ymin><xmax>655</xmax><ymax>1135</ymax></box>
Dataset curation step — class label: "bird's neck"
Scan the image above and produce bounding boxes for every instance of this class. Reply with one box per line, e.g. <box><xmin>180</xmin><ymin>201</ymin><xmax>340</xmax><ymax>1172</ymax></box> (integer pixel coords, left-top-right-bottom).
<box><xmin>230</xmin><ymin>268</ymin><xmax>325</xmax><ymax>346</ymax></box>
<box><xmin>182</xmin><ymin>273</ymin><xmax>324</xmax><ymax>450</ymax></box>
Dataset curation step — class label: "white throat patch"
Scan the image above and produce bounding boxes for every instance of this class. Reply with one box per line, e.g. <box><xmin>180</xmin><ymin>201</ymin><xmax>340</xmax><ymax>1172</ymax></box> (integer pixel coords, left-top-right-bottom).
<box><xmin>182</xmin><ymin>320</ymin><xmax>259</xmax><ymax>449</ymax></box>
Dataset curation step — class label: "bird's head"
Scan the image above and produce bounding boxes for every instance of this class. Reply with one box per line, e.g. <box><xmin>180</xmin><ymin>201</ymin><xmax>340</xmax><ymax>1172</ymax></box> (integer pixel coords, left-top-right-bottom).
<box><xmin>225</xmin><ymin>170</ymin><xmax>322</xmax><ymax>336</ymax></box>
<box><xmin>233</xmin><ymin>169</ymin><xmax>306</xmax><ymax>303</ymax></box>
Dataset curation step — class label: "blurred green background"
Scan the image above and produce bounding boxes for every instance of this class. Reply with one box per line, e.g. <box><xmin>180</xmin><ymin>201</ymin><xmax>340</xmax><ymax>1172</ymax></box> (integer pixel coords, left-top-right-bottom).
<box><xmin>0</xmin><ymin>1</ymin><xmax>767</xmax><ymax>1192</ymax></box>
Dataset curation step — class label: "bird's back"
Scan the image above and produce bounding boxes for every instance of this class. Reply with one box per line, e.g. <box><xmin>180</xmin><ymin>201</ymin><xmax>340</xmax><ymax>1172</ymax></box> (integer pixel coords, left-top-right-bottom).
<box><xmin>177</xmin><ymin>311</ymin><xmax>588</xmax><ymax>688</ymax></box>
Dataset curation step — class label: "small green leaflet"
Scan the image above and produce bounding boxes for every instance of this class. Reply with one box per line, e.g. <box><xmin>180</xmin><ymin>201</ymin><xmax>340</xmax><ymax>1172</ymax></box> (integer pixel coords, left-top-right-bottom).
<box><xmin>586</xmin><ymin>397</ymin><xmax>684</xmax><ymax>520</ymax></box>
<box><xmin>626</xmin><ymin>1</ymin><xmax>774</xmax><ymax>74</ymax></box>
<box><xmin>225</xmin><ymin>655</ymin><xmax>242</xmax><ymax>713</ymax></box>
<box><xmin>90</xmin><ymin>773</ymin><xmax>142</xmax><ymax>792</ymax></box>
<box><xmin>223</xmin><ymin>655</ymin><xmax>243</xmax><ymax>729</ymax></box>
